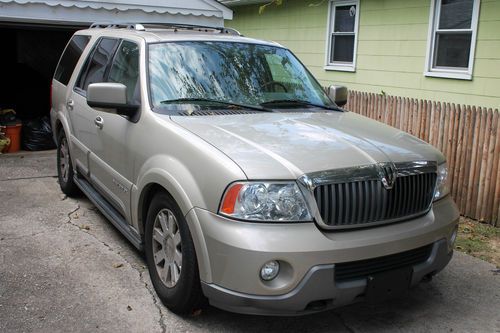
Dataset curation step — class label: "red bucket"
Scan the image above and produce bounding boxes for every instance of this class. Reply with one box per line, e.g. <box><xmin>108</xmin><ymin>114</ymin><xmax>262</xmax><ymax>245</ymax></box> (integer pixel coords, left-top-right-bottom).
<box><xmin>3</xmin><ymin>123</ymin><xmax>22</xmax><ymax>153</ymax></box>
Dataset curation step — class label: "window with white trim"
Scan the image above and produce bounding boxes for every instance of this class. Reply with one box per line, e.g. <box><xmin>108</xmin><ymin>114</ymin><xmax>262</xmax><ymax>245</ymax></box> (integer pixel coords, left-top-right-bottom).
<box><xmin>325</xmin><ymin>0</ymin><xmax>359</xmax><ymax>72</ymax></box>
<box><xmin>425</xmin><ymin>0</ymin><xmax>480</xmax><ymax>80</ymax></box>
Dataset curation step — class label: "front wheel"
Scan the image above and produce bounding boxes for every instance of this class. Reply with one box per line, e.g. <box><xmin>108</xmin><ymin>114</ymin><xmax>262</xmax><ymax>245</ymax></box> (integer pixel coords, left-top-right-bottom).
<box><xmin>144</xmin><ymin>191</ymin><xmax>204</xmax><ymax>315</ymax></box>
<box><xmin>57</xmin><ymin>131</ymin><xmax>79</xmax><ymax>196</ymax></box>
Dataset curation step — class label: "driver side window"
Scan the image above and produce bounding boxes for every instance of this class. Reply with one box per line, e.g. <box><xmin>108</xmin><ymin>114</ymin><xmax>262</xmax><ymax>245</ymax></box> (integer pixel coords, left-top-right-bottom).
<box><xmin>108</xmin><ymin>40</ymin><xmax>140</xmax><ymax>104</ymax></box>
<box><xmin>75</xmin><ymin>38</ymin><xmax>119</xmax><ymax>94</ymax></box>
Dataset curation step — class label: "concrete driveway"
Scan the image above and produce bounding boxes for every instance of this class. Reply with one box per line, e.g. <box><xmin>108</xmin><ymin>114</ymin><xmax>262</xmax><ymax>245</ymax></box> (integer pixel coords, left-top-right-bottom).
<box><xmin>1</xmin><ymin>151</ymin><xmax>499</xmax><ymax>333</ymax></box>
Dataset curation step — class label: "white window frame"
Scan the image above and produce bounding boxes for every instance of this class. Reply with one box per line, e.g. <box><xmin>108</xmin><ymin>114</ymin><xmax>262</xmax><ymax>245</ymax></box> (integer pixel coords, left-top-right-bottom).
<box><xmin>324</xmin><ymin>0</ymin><xmax>360</xmax><ymax>72</ymax></box>
<box><xmin>424</xmin><ymin>0</ymin><xmax>481</xmax><ymax>80</ymax></box>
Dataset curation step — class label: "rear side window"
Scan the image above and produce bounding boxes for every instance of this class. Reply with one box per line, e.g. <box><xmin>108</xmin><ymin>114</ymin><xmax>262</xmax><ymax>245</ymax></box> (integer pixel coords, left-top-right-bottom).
<box><xmin>76</xmin><ymin>38</ymin><xmax>120</xmax><ymax>93</ymax></box>
<box><xmin>54</xmin><ymin>35</ymin><xmax>90</xmax><ymax>85</ymax></box>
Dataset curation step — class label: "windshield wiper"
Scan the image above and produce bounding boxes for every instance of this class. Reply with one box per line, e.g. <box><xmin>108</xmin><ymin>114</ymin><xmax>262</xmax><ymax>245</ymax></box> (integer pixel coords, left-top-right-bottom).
<box><xmin>160</xmin><ymin>98</ymin><xmax>271</xmax><ymax>112</ymax></box>
<box><xmin>260</xmin><ymin>99</ymin><xmax>344</xmax><ymax>112</ymax></box>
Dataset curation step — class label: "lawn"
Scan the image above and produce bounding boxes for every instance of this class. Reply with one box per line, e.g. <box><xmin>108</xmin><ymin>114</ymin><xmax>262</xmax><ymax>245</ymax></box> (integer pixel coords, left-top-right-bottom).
<box><xmin>455</xmin><ymin>217</ymin><xmax>500</xmax><ymax>268</ymax></box>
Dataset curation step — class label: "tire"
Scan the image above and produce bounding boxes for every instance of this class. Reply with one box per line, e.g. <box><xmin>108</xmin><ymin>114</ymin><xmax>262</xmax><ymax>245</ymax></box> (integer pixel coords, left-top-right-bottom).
<box><xmin>144</xmin><ymin>191</ymin><xmax>204</xmax><ymax>315</ymax></box>
<box><xmin>56</xmin><ymin>131</ymin><xmax>79</xmax><ymax>196</ymax></box>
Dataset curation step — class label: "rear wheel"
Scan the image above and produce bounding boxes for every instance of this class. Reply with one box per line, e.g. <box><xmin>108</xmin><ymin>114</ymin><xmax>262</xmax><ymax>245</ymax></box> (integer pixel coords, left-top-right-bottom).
<box><xmin>57</xmin><ymin>131</ymin><xmax>79</xmax><ymax>196</ymax></box>
<box><xmin>144</xmin><ymin>191</ymin><xmax>204</xmax><ymax>315</ymax></box>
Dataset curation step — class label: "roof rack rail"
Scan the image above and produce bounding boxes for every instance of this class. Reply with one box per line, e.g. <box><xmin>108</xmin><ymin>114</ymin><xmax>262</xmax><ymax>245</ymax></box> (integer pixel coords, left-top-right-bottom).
<box><xmin>89</xmin><ymin>22</ymin><xmax>242</xmax><ymax>36</ymax></box>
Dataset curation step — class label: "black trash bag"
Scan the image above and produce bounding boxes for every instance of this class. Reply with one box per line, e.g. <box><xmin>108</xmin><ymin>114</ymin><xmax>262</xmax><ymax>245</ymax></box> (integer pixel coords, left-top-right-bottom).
<box><xmin>22</xmin><ymin>116</ymin><xmax>56</xmax><ymax>151</ymax></box>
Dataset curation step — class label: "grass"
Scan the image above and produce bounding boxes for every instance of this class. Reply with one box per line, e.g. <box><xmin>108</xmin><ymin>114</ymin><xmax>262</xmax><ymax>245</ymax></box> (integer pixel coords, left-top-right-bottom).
<box><xmin>455</xmin><ymin>217</ymin><xmax>500</xmax><ymax>268</ymax></box>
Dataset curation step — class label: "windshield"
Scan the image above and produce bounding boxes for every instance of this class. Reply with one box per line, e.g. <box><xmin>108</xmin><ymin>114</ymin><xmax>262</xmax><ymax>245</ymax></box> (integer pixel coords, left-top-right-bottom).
<box><xmin>148</xmin><ymin>41</ymin><xmax>334</xmax><ymax>111</ymax></box>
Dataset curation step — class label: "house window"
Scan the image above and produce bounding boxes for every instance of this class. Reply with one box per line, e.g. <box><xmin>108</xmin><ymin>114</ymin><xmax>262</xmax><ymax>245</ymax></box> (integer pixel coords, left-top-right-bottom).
<box><xmin>425</xmin><ymin>0</ymin><xmax>481</xmax><ymax>80</ymax></box>
<box><xmin>325</xmin><ymin>0</ymin><xmax>359</xmax><ymax>72</ymax></box>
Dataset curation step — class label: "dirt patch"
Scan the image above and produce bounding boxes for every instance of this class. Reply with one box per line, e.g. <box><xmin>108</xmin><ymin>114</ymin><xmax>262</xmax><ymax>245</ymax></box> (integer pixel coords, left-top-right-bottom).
<box><xmin>455</xmin><ymin>217</ymin><xmax>500</xmax><ymax>268</ymax></box>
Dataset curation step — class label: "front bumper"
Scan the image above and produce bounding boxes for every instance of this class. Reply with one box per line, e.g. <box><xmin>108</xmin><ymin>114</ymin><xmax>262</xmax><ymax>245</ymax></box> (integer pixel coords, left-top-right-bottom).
<box><xmin>201</xmin><ymin>239</ymin><xmax>452</xmax><ymax>315</ymax></box>
<box><xmin>185</xmin><ymin>195</ymin><xmax>459</xmax><ymax>315</ymax></box>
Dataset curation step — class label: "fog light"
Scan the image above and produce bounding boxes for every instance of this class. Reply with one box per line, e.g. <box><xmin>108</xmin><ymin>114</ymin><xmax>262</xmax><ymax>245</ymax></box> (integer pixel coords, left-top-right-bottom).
<box><xmin>260</xmin><ymin>260</ymin><xmax>280</xmax><ymax>281</ymax></box>
<box><xmin>449</xmin><ymin>225</ymin><xmax>458</xmax><ymax>252</ymax></box>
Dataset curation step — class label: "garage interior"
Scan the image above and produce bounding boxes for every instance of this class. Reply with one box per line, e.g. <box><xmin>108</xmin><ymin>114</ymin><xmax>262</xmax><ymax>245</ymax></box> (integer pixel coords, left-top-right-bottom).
<box><xmin>0</xmin><ymin>24</ymin><xmax>77</xmax><ymax>120</ymax></box>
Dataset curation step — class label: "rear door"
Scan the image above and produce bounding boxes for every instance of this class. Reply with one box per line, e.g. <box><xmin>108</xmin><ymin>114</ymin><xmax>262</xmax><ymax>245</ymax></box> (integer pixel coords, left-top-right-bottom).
<box><xmin>52</xmin><ymin>34</ymin><xmax>91</xmax><ymax>173</ymax></box>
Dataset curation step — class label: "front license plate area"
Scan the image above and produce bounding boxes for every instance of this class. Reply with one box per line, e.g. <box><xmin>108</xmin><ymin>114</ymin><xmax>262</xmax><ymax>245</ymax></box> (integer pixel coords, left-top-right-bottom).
<box><xmin>366</xmin><ymin>267</ymin><xmax>412</xmax><ymax>303</ymax></box>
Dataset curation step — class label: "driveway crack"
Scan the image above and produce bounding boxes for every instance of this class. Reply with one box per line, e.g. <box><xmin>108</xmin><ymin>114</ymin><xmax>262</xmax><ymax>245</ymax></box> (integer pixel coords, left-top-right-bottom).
<box><xmin>0</xmin><ymin>230</ymin><xmax>49</xmax><ymax>241</ymax></box>
<box><xmin>336</xmin><ymin>312</ymin><xmax>356</xmax><ymax>333</ymax></box>
<box><xmin>0</xmin><ymin>175</ymin><xmax>57</xmax><ymax>182</ymax></box>
<box><xmin>64</xmin><ymin>201</ymin><xmax>167</xmax><ymax>333</ymax></box>
<box><xmin>139</xmin><ymin>270</ymin><xmax>167</xmax><ymax>333</ymax></box>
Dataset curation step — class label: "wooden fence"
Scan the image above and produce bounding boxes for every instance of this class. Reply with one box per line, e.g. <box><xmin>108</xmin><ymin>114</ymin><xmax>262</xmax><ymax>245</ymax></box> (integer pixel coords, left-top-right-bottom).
<box><xmin>344</xmin><ymin>90</ymin><xmax>500</xmax><ymax>226</ymax></box>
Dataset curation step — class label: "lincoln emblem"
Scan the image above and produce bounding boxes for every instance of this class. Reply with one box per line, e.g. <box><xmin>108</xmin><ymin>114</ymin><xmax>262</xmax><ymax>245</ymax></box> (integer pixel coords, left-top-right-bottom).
<box><xmin>380</xmin><ymin>163</ymin><xmax>397</xmax><ymax>190</ymax></box>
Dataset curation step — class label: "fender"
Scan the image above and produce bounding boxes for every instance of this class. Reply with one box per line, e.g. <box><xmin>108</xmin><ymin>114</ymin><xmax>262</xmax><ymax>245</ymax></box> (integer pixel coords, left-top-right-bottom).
<box><xmin>132</xmin><ymin>156</ymin><xmax>214</xmax><ymax>283</ymax></box>
<box><xmin>133</xmin><ymin>163</ymin><xmax>198</xmax><ymax>230</ymax></box>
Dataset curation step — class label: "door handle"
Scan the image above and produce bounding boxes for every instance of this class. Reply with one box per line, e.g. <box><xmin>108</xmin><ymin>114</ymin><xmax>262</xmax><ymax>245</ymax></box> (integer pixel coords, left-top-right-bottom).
<box><xmin>94</xmin><ymin>116</ymin><xmax>104</xmax><ymax>129</ymax></box>
<box><xmin>66</xmin><ymin>99</ymin><xmax>74</xmax><ymax>110</ymax></box>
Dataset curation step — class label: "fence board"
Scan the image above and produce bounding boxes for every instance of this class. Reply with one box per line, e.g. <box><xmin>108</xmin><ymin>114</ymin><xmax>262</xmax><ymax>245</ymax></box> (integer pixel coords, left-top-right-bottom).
<box><xmin>344</xmin><ymin>90</ymin><xmax>499</xmax><ymax>226</ymax></box>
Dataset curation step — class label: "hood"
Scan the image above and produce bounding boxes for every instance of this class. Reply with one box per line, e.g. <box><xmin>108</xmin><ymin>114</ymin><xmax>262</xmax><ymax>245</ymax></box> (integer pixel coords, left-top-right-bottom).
<box><xmin>169</xmin><ymin>111</ymin><xmax>444</xmax><ymax>180</ymax></box>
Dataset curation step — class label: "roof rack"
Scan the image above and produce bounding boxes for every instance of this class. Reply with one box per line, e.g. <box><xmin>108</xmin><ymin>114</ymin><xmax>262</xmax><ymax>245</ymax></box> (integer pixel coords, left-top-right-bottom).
<box><xmin>89</xmin><ymin>22</ymin><xmax>242</xmax><ymax>36</ymax></box>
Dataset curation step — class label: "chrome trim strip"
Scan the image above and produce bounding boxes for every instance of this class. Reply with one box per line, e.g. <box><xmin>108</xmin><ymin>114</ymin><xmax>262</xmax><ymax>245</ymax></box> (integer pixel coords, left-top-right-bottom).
<box><xmin>298</xmin><ymin>161</ymin><xmax>437</xmax><ymax>190</ymax></box>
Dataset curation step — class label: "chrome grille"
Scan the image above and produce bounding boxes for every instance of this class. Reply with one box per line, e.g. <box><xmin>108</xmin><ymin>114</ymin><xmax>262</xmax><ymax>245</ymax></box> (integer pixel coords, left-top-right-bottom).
<box><xmin>313</xmin><ymin>172</ymin><xmax>437</xmax><ymax>228</ymax></box>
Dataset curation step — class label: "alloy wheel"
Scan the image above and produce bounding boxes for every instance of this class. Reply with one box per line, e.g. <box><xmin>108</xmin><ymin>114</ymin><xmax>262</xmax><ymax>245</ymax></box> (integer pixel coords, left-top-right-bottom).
<box><xmin>152</xmin><ymin>208</ymin><xmax>182</xmax><ymax>288</ymax></box>
<box><xmin>59</xmin><ymin>137</ymin><xmax>70</xmax><ymax>183</ymax></box>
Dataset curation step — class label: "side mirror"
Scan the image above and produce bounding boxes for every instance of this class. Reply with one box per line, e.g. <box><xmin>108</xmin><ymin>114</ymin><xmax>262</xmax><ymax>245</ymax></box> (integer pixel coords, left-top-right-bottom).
<box><xmin>327</xmin><ymin>85</ymin><xmax>348</xmax><ymax>107</ymax></box>
<box><xmin>87</xmin><ymin>83</ymin><xmax>138</xmax><ymax>116</ymax></box>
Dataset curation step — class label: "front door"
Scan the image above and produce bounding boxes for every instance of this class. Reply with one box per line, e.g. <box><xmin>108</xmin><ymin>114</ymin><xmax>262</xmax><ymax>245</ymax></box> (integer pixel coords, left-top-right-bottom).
<box><xmin>73</xmin><ymin>37</ymin><xmax>140</xmax><ymax>221</ymax></box>
<box><xmin>89</xmin><ymin>40</ymin><xmax>141</xmax><ymax>221</ymax></box>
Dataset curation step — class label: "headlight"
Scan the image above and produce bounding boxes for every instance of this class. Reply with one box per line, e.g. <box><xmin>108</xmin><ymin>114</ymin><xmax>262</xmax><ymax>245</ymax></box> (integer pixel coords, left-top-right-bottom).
<box><xmin>434</xmin><ymin>162</ymin><xmax>450</xmax><ymax>201</ymax></box>
<box><xmin>219</xmin><ymin>182</ymin><xmax>312</xmax><ymax>222</ymax></box>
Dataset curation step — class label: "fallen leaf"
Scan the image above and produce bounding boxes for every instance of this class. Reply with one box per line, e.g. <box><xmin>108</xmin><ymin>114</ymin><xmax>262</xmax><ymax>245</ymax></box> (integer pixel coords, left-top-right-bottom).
<box><xmin>190</xmin><ymin>308</ymin><xmax>202</xmax><ymax>317</ymax></box>
<box><xmin>113</xmin><ymin>263</ymin><xmax>124</xmax><ymax>268</ymax></box>
<box><xmin>127</xmin><ymin>305</ymin><xmax>132</xmax><ymax>311</ymax></box>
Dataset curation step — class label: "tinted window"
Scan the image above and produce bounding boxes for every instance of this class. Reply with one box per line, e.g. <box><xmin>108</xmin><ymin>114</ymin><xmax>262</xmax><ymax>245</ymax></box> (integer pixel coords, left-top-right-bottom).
<box><xmin>108</xmin><ymin>40</ymin><xmax>140</xmax><ymax>103</ymax></box>
<box><xmin>54</xmin><ymin>35</ymin><xmax>90</xmax><ymax>85</ymax></box>
<box><xmin>76</xmin><ymin>38</ymin><xmax>119</xmax><ymax>92</ymax></box>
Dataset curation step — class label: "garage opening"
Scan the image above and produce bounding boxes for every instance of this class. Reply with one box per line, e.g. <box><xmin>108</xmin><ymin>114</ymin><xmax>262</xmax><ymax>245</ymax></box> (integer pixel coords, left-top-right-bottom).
<box><xmin>0</xmin><ymin>24</ymin><xmax>80</xmax><ymax>152</ymax></box>
<box><xmin>0</xmin><ymin>24</ymin><xmax>78</xmax><ymax>120</ymax></box>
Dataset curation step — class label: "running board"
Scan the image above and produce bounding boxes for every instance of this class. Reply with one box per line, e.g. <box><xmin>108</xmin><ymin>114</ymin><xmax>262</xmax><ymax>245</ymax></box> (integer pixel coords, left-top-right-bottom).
<box><xmin>74</xmin><ymin>175</ymin><xmax>143</xmax><ymax>250</ymax></box>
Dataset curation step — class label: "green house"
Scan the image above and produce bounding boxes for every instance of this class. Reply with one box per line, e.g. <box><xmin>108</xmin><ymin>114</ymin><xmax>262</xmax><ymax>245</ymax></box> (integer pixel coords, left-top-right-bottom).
<box><xmin>222</xmin><ymin>0</ymin><xmax>500</xmax><ymax>109</ymax></box>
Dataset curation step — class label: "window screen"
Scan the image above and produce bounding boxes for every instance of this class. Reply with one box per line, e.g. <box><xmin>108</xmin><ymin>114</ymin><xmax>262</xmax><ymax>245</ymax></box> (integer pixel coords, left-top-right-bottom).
<box><xmin>54</xmin><ymin>35</ymin><xmax>90</xmax><ymax>85</ymax></box>
<box><xmin>327</xmin><ymin>2</ymin><xmax>358</xmax><ymax>67</ymax></box>
<box><xmin>430</xmin><ymin>0</ymin><xmax>476</xmax><ymax>70</ymax></box>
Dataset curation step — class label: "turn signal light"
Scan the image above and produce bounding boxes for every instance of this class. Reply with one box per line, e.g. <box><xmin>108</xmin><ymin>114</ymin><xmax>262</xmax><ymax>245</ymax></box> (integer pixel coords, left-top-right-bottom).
<box><xmin>220</xmin><ymin>183</ymin><xmax>243</xmax><ymax>214</ymax></box>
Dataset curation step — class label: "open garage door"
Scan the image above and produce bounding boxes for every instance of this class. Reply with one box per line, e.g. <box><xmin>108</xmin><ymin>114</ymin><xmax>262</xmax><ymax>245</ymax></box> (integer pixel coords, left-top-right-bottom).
<box><xmin>0</xmin><ymin>24</ymin><xmax>77</xmax><ymax>120</ymax></box>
